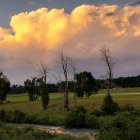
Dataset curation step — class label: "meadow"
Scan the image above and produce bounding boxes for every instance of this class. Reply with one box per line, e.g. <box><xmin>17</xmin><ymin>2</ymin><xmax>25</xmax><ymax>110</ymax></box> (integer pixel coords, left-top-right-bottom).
<box><xmin>0</xmin><ymin>87</ymin><xmax>140</xmax><ymax>120</ymax></box>
<box><xmin>0</xmin><ymin>87</ymin><xmax>140</xmax><ymax>140</ymax></box>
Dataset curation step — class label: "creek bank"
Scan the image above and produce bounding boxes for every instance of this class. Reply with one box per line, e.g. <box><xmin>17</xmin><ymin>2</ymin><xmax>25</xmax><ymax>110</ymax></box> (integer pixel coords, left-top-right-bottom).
<box><xmin>3</xmin><ymin>123</ymin><xmax>97</xmax><ymax>140</ymax></box>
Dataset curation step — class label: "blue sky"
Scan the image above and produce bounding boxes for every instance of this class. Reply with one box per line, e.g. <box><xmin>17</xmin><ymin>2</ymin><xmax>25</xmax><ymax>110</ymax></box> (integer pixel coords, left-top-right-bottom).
<box><xmin>0</xmin><ymin>0</ymin><xmax>137</xmax><ymax>27</ymax></box>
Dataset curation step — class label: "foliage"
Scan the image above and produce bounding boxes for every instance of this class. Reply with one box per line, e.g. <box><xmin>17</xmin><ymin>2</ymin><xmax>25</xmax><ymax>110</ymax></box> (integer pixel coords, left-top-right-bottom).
<box><xmin>47</xmin><ymin>84</ymin><xmax>58</xmax><ymax>93</ymax></box>
<box><xmin>101</xmin><ymin>94</ymin><xmax>119</xmax><ymax>115</ymax></box>
<box><xmin>24</xmin><ymin>77</ymin><xmax>49</xmax><ymax>109</ymax></box>
<box><xmin>75</xmin><ymin>71</ymin><xmax>98</xmax><ymax>98</ymax></box>
<box><xmin>64</xmin><ymin>106</ymin><xmax>100</xmax><ymax>129</ymax></box>
<box><xmin>9</xmin><ymin>85</ymin><xmax>25</xmax><ymax>94</ymax></box>
<box><xmin>64</xmin><ymin>106</ymin><xmax>86</xmax><ymax>127</ymax></box>
<box><xmin>96</xmin><ymin>75</ymin><xmax>140</xmax><ymax>89</ymax></box>
<box><xmin>24</xmin><ymin>77</ymin><xmax>39</xmax><ymax>101</ymax></box>
<box><xmin>84</xmin><ymin>112</ymin><xmax>100</xmax><ymax>129</ymax></box>
<box><xmin>115</xmin><ymin>75</ymin><xmax>140</xmax><ymax>88</ymax></box>
<box><xmin>0</xmin><ymin>72</ymin><xmax>10</xmax><ymax>103</ymax></box>
<box><xmin>97</xmin><ymin>112</ymin><xmax>140</xmax><ymax>140</ymax></box>
<box><xmin>39</xmin><ymin>80</ymin><xmax>49</xmax><ymax>110</ymax></box>
<box><xmin>90</xmin><ymin>109</ymin><xmax>106</xmax><ymax>117</ymax></box>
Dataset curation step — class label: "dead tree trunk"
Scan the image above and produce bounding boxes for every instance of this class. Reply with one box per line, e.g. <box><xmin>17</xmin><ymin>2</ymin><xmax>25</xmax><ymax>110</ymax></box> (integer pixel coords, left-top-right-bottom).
<box><xmin>60</xmin><ymin>52</ymin><xmax>70</xmax><ymax>110</ymax></box>
<box><xmin>100</xmin><ymin>47</ymin><xmax>115</xmax><ymax>95</ymax></box>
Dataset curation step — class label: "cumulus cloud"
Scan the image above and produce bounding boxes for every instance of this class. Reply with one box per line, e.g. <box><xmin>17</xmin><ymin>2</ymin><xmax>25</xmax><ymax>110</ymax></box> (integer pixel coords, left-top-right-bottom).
<box><xmin>0</xmin><ymin>4</ymin><xmax>140</xmax><ymax>83</ymax></box>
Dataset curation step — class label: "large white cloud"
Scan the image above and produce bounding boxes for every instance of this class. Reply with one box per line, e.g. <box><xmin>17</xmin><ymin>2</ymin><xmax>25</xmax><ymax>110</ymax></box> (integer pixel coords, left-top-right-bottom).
<box><xmin>0</xmin><ymin>4</ymin><xmax>140</xmax><ymax>83</ymax></box>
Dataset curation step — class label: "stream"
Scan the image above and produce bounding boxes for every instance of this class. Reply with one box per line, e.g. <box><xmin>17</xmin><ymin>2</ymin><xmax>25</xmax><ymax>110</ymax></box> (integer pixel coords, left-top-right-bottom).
<box><xmin>4</xmin><ymin>123</ymin><xmax>97</xmax><ymax>140</ymax></box>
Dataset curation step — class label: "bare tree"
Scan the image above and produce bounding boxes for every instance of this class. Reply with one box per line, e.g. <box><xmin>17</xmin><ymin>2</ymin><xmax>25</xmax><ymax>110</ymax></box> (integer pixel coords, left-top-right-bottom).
<box><xmin>70</xmin><ymin>59</ymin><xmax>77</xmax><ymax>107</ymax></box>
<box><xmin>100</xmin><ymin>47</ymin><xmax>115</xmax><ymax>95</ymax></box>
<box><xmin>38</xmin><ymin>60</ymin><xmax>49</xmax><ymax>84</ymax></box>
<box><xmin>59</xmin><ymin>52</ymin><xmax>71</xmax><ymax>110</ymax></box>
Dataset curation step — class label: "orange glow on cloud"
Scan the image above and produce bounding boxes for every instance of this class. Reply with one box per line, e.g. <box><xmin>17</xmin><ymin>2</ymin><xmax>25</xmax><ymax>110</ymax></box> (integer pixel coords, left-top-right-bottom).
<box><xmin>0</xmin><ymin>4</ymin><xmax>140</xmax><ymax>71</ymax></box>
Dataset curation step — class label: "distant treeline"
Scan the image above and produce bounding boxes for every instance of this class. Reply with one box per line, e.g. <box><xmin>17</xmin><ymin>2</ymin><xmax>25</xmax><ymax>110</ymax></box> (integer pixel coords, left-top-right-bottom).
<box><xmin>97</xmin><ymin>75</ymin><xmax>140</xmax><ymax>88</ymax></box>
<box><xmin>9</xmin><ymin>75</ymin><xmax>140</xmax><ymax>94</ymax></box>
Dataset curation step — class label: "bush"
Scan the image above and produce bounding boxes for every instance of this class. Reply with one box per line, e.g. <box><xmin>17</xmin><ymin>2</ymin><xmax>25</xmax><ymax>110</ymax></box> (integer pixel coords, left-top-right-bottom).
<box><xmin>84</xmin><ymin>112</ymin><xmax>100</xmax><ymax>129</ymax></box>
<box><xmin>0</xmin><ymin>110</ymin><xmax>27</xmax><ymax>123</ymax></box>
<box><xmin>91</xmin><ymin>109</ymin><xmax>106</xmax><ymax>117</ymax></box>
<box><xmin>97</xmin><ymin>112</ymin><xmax>140</xmax><ymax>140</ymax></box>
<box><xmin>0</xmin><ymin>110</ymin><xmax>6</xmax><ymax>121</ymax></box>
<box><xmin>64</xmin><ymin>106</ymin><xmax>100</xmax><ymax>129</ymax></box>
<box><xmin>10</xmin><ymin>110</ymin><xmax>26</xmax><ymax>123</ymax></box>
<box><xmin>101</xmin><ymin>94</ymin><xmax>119</xmax><ymax>115</ymax></box>
<box><xmin>64</xmin><ymin>106</ymin><xmax>86</xmax><ymax>127</ymax></box>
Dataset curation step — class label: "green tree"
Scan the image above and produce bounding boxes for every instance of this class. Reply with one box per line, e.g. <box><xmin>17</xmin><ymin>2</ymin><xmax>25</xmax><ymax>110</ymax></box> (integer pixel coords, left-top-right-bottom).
<box><xmin>24</xmin><ymin>77</ymin><xmax>49</xmax><ymax>110</ymax></box>
<box><xmin>101</xmin><ymin>94</ymin><xmax>119</xmax><ymax>115</ymax></box>
<box><xmin>39</xmin><ymin>80</ymin><xmax>49</xmax><ymax>110</ymax></box>
<box><xmin>0</xmin><ymin>72</ymin><xmax>10</xmax><ymax>103</ymax></box>
<box><xmin>24</xmin><ymin>77</ymin><xmax>39</xmax><ymax>101</ymax></box>
<box><xmin>75</xmin><ymin>71</ymin><xmax>98</xmax><ymax>98</ymax></box>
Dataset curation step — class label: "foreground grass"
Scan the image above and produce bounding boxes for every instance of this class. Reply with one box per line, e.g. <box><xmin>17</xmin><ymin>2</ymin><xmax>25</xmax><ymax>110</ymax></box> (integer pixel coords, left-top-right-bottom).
<box><xmin>0</xmin><ymin>124</ymin><xmax>88</xmax><ymax>140</ymax></box>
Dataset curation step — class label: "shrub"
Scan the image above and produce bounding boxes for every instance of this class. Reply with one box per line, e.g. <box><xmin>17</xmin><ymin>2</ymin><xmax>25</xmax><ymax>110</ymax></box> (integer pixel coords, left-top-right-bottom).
<box><xmin>101</xmin><ymin>94</ymin><xmax>119</xmax><ymax>115</ymax></box>
<box><xmin>0</xmin><ymin>110</ymin><xmax>6</xmax><ymax>121</ymax></box>
<box><xmin>10</xmin><ymin>110</ymin><xmax>26</xmax><ymax>123</ymax></box>
<box><xmin>84</xmin><ymin>112</ymin><xmax>100</xmax><ymax>129</ymax></box>
<box><xmin>91</xmin><ymin>109</ymin><xmax>106</xmax><ymax>117</ymax></box>
<box><xmin>97</xmin><ymin>112</ymin><xmax>140</xmax><ymax>140</ymax></box>
<box><xmin>64</xmin><ymin>106</ymin><xmax>86</xmax><ymax>127</ymax></box>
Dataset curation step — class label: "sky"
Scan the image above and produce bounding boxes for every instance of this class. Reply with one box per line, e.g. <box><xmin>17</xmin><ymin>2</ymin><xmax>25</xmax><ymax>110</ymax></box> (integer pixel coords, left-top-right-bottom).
<box><xmin>0</xmin><ymin>0</ymin><xmax>140</xmax><ymax>85</ymax></box>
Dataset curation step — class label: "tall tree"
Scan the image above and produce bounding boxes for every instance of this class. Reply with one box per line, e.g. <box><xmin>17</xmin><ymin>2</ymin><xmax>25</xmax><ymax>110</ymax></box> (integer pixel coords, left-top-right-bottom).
<box><xmin>100</xmin><ymin>47</ymin><xmax>115</xmax><ymax>95</ymax></box>
<box><xmin>75</xmin><ymin>71</ymin><xmax>98</xmax><ymax>98</ymax></box>
<box><xmin>0</xmin><ymin>72</ymin><xmax>10</xmax><ymax>103</ymax></box>
<box><xmin>59</xmin><ymin>52</ymin><xmax>71</xmax><ymax>110</ymax></box>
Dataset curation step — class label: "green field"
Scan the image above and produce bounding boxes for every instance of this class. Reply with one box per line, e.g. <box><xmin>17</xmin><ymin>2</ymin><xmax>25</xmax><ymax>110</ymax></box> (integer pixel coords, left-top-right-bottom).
<box><xmin>0</xmin><ymin>88</ymin><xmax>140</xmax><ymax>117</ymax></box>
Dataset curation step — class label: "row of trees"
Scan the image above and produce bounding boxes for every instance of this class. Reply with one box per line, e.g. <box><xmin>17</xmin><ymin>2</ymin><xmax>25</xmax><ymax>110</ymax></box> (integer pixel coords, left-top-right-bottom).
<box><xmin>0</xmin><ymin>47</ymin><xmax>118</xmax><ymax>111</ymax></box>
<box><xmin>9</xmin><ymin>74</ymin><xmax>140</xmax><ymax>96</ymax></box>
<box><xmin>23</xmin><ymin>47</ymin><xmax>115</xmax><ymax>110</ymax></box>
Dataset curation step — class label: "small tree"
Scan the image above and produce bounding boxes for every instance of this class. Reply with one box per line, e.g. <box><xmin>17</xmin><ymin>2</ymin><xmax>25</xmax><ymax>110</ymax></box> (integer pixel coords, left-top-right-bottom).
<box><xmin>75</xmin><ymin>71</ymin><xmax>98</xmax><ymax>98</ymax></box>
<box><xmin>39</xmin><ymin>80</ymin><xmax>49</xmax><ymax>110</ymax></box>
<box><xmin>0</xmin><ymin>72</ymin><xmax>10</xmax><ymax>103</ymax></box>
<box><xmin>38</xmin><ymin>60</ymin><xmax>49</xmax><ymax>110</ymax></box>
<box><xmin>101</xmin><ymin>94</ymin><xmax>119</xmax><ymax>115</ymax></box>
<box><xmin>24</xmin><ymin>77</ymin><xmax>39</xmax><ymax>101</ymax></box>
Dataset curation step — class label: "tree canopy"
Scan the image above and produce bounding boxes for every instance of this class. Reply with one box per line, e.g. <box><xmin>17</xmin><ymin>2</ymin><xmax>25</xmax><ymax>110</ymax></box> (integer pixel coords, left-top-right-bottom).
<box><xmin>75</xmin><ymin>71</ymin><xmax>98</xmax><ymax>98</ymax></box>
<box><xmin>0</xmin><ymin>72</ymin><xmax>10</xmax><ymax>103</ymax></box>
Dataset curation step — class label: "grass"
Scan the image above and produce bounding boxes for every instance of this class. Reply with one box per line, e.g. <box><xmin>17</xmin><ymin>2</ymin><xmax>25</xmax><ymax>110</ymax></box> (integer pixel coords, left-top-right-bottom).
<box><xmin>1</xmin><ymin>88</ymin><xmax>140</xmax><ymax>113</ymax></box>
<box><xmin>98</xmin><ymin>87</ymin><xmax>140</xmax><ymax>94</ymax></box>
<box><xmin>7</xmin><ymin>94</ymin><xmax>29</xmax><ymax>102</ymax></box>
<box><xmin>0</xmin><ymin>87</ymin><xmax>140</xmax><ymax>125</ymax></box>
